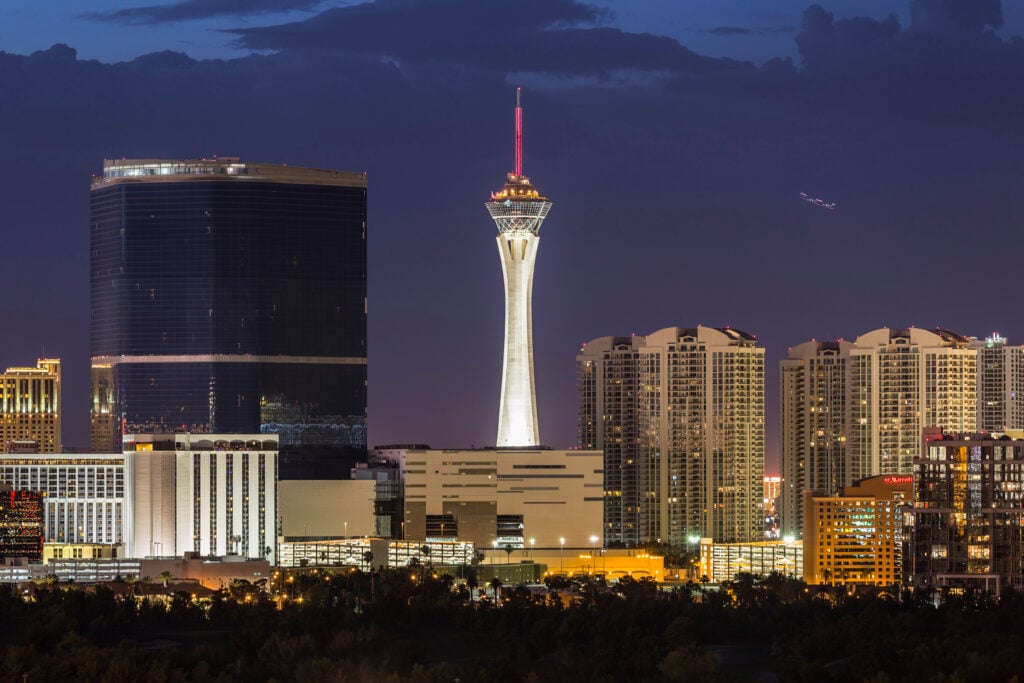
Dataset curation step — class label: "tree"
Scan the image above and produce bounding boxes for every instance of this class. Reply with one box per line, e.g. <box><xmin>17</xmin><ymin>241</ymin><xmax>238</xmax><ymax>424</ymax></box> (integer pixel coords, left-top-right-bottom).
<box><xmin>503</xmin><ymin>543</ymin><xmax>514</xmax><ymax>564</ymax></box>
<box><xmin>488</xmin><ymin>576</ymin><xmax>503</xmax><ymax>603</ymax></box>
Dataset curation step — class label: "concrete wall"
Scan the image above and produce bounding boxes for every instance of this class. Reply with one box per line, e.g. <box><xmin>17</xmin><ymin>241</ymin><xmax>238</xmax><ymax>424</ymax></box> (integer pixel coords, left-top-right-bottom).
<box><xmin>278</xmin><ymin>480</ymin><xmax>376</xmax><ymax>539</ymax></box>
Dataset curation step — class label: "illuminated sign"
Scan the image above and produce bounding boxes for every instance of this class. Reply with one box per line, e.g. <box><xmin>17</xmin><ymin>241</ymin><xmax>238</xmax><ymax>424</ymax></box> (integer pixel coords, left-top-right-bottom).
<box><xmin>884</xmin><ymin>476</ymin><xmax>913</xmax><ymax>485</ymax></box>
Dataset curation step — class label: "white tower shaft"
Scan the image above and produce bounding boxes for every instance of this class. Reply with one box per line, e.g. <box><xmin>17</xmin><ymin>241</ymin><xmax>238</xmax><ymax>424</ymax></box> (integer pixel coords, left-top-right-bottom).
<box><xmin>496</xmin><ymin>233</ymin><xmax>540</xmax><ymax>447</ymax></box>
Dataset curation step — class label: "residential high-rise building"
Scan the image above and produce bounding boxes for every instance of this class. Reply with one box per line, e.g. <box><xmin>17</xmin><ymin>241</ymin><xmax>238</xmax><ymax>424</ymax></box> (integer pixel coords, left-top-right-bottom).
<box><xmin>848</xmin><ymin>328</ymin><xmax>976</xmax><ymax>480</ymax></box>
<box><xmin>579</xmin><ymin>326</ymin><xmax>765</xmax><ymax>545</ymax></box>
<box><xmin>971</xmin><ymin>333</ymin><xmax>1024</xmax><ymax>431</ymax></box>
<box><xmin>912</xmin><ymin>431</ymin><xmax>1024</xmax><ymax>593</ymax></box>
<box><xmin>780</xmin><ymin>340</ymin><xmax>851</xmax><ymax>538</ymax></box>
<box><xmin>90</xmin><ymin>158</ymin><xmax>367</xmax><ymax>473</ymax></box>
<box><xmin>0</xmin><ymin>359</ymin><xmax>60</xmax><ymax>453</ymax></box>
<box><xmin>485</xmin><ymin>89</ymin><xmax>551</xmax><ymax>448</ymax></box>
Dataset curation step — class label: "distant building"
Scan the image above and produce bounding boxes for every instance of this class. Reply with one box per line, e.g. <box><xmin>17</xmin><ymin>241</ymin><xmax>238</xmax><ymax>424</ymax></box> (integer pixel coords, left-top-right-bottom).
<box><xmin>911</xmin><ymin>431</ymin><xmax>1024</xmax><ymax>593</ymax></box>
<box><xmin>971</xmin><ymin>333</ymin><xmax>1024</xmax><ymax>431</ymax></box>
<box><xmin>399</xmin><ymin>447</ymin><xmax>603</xmax><ymax>550</ymax></box>
<box><xmin>781</xmin><ymin>328</ymin><xmax>977</xmax><ymax>539</ymax></box>
<box><xmin>847</xmin><ymin>328</ymin><xmax>975</xmax><ymax>481</ymax></box>
<box><xmin>0</xmin><ymin>487</ymin><xmax>43</xmax><ymax>562</ymax></box>
<box><xmin>780</xmin><ymin>340</ymin><xmax>851</xmax><ymax>538</ymax></box>
<box><xmin>698</xmin><ymin>538</ymin><xmax>803</xmax><ymax>584</ymax></box>
<box><xmin>278</xmin><ymin>480</ymin><xmax>375</xmax><ymax>541</ymax></box>
<box><xmin>803</xmin><ymin>474</ymin><xmax>912</xmax><ymax>587</ymax></box>
<box><xmin>0</xmin><ymin>359</ymin><xmax>60</xmax><ymax>453</ymax></box>
<box><xmin>0</xmin><ymin>451</ymin><xmax>124</xmax><ymax>545</ymax></box>
<box><xmin>358</xmin><ymin>448</ymin><xmax>411</xmax><ymax>537</ymax></box>
<box><xmin>43</xmin><ymin>543</ymin><xmax>118</xmax><ymax>561</ymax></box>
<box><xmin>123</xmin><ymin>433</ymin><xmax>278</xmax><ymax>562</ymax></box>
<box><xmin>90</xmin><ymin>158</ymin><xmax>367</xmax><ymax>475</ymax></box>
<box><xmin>579</xmin><ymin>326</ymin><xmax>765</xmax><ymax>545</ymax></box>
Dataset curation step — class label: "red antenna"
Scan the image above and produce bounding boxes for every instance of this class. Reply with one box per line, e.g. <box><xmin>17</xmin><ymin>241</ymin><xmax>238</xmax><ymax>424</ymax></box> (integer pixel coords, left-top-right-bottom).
<box><xmin>514</xmin><ymin>87</ymin><xmax>523</xmax><ymax>177</ymax></box>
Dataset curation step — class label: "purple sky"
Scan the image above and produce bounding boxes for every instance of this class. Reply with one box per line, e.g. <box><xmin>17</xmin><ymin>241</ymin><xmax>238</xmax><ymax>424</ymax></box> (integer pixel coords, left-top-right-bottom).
<box><xmin>1</xmin><ymin>0</ymin><xmax>1023</xmax><ymax>472</ymax></box>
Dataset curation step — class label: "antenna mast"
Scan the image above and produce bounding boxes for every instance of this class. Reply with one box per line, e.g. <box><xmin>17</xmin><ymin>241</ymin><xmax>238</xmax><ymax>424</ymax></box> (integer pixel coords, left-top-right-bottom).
<box><xmin>514</xmin><ymin>87</ymin><xmax>523</xmax><ymax>177</ymax></box>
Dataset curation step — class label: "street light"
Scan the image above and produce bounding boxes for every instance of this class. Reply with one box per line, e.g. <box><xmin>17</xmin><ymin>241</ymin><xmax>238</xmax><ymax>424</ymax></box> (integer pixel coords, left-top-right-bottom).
<box><xmin>492</xmin><ymin>539</ymin><xmax>497</xmax><ymax>566</ymax></box>
<box><xmin>344</xmin><ymin>521</ymin><xmax>348</xmax><ymax>539</ymax></box>
<box><xmin>529</xmin><ymin>537</ymin><xmax>535</xmax><ymax>559</ymax></box>
<box><xmin>590</xmin><ymin>536</ymin><xmax>598</xmax><ymax>575</ymax></box>
<box><xmin>559</xmin><ymin>537</ymin><xmax>565</xmax><ymax>574</ymax></box>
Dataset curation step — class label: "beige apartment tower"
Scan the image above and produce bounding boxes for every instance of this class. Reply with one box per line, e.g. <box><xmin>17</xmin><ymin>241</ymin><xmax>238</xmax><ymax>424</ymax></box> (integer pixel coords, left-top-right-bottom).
<box><xmin>0</xmin><ymin>359</ymin><xmax>61</xmax><ymax>452</ymax></box>
<box><xmin>579</xmin><ymin>326</ymin><xmax>765</xmax><ymax>545</ymax></box>
<box><xmin>971</xmin><ymin>333</ymin><xmax>1024</xmax><ymax>431</ymax></box>
<box><xmin>780</xmin><ymin>340</ymin><xmax>851</xmax><ymax>538</ymax></box>
<box><xmin>848</xmin><ymin>328</ymin><xmax>975</xmax><ymax>481</ymax></box>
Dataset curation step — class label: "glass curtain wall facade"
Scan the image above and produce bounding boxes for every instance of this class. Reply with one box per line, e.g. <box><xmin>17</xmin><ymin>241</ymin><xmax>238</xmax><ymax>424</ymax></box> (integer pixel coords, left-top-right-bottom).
<box><xmin>90</xmin><ymin>159</ymin><xmax>367</xmax><ymax>470</ymax></box>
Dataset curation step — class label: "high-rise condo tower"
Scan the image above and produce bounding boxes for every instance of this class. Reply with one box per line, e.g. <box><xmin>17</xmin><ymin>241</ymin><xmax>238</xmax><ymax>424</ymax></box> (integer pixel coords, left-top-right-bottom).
<box><xmin>486</xmin><ymin>88</ymin><xmax>551</xmax><ymax>448</ymax></box>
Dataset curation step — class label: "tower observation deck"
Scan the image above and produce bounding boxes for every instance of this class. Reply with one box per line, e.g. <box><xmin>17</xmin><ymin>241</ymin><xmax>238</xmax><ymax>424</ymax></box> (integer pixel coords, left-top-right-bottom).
<box><xmin>486</xmin><ymin>88</ymin><xmax>552</xmax><ymax>448</ymax></box>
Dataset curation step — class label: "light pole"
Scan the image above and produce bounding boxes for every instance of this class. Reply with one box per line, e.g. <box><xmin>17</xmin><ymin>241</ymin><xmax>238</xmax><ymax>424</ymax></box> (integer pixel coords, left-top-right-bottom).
<box><xmin>344</xmin><ymin>521</ymin><xmax>348</xmax><ymax>539</ymax></box>
<box><xmin>492</xmin><ymin>540</ymin><xmax>497</xmax><ymax>566</ymax></box>
<box><xmin>529</xmin><ymin>537</ymin><xmax>535</xmax><ymax>560</ymax></box>
<box><xmin>590</xmin><ymin>536</ymin><xmax>598</xmax><ymax>575</ymax></box>
<box><xmin>559</xmin><ymin>537</ymin><xmax>565</xmax><ymax>574</ymax></box>
<box><xmin>688</xmin><ymin>535</ymin><xmax>700</xmax><ymax>580</ymax></box>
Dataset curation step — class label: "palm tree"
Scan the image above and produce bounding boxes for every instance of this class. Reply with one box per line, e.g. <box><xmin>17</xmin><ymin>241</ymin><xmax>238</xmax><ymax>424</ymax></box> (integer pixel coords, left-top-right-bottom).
<box><xmin>363</xmin><ymin>551</ymin><xmax>375</xmax><ymax>600</ymax></box>
<box><xmin>488</xmin><ymin>576</ymin><xmax>503</xmax><ymax>603</ymax></box>
<box><xmin>503</xmin><ymin>543</ymin><xmax>514</xmax><ymax>564</ymax></box>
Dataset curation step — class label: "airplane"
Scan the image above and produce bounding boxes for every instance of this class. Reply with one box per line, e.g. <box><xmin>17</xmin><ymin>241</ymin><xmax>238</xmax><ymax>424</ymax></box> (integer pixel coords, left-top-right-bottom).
<box><xmin>800</xmin><ymin>192</ymin><xmax>835</xmax><ymax>210</ymax></box>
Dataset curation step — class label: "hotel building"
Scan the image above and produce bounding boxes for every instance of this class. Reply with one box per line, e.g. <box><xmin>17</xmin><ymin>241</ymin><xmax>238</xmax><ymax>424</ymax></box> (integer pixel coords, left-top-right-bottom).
<box><xmin>0</xmin><ymin>452</ymin><xmax>124</xmax><ymax>545</ymax></box>
<box><xmin>579</xmin><ymin>326</ymin><xmax>765</xmax><ymax>545</ymax></box>
<box><xmin>124</xmin><ymin>433</ymin><xmax>278</xmax><ymax>562</ymax></box>
<box><xmin>90</xmin><ymin>158</ymin><xmax>367</xmax><ymax>471</ymax></box>
<box><xmin>0</xmin><ymin>359</ymin><xmax>61</xmax><ymax>453</ymax></box>
<box><xmin>803</xmin><ymin>474</ymin><xmax>912</xmax><ymax>587</ymax></box>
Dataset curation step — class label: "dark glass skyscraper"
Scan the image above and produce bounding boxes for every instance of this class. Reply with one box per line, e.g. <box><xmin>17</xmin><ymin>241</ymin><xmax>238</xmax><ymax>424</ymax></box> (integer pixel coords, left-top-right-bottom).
<box><xmin>90</xmin><ymin>158</ymin><xmax>367</xmax><ymax>471</ymax></box>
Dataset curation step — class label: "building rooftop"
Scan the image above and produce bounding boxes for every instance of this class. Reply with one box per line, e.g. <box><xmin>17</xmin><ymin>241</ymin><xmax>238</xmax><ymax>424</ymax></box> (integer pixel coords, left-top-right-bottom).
<box><xmin>92</xmin><ymin>158</ymin><xmax>367</xmax><ymax>189</ymax></box>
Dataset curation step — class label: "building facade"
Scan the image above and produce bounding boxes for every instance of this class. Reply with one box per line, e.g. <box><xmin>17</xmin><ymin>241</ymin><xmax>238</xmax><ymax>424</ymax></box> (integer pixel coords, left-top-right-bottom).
<box><xmin>698</xmin><ymin>538</ymin><xmax>803</xmax><ymax>584</ymax></box>
<box><xmin>0</xmin><ymin>359</ymin><xmax>60</xmax><ymax>453</ymax></box>
<box><xmin>848</xmin><ymin>328</ymin><xmax>975</xmax><ymax>481</ymax></box>
<box><xmin>124</xmin><ymin>433</ymin><xmax>278</xmax><ymax>562</ymax></box>
<box><xmin>780</xmin><ymin>340</ymin><xmax>851</xmax><ymax>538</ymax></box>
<box><xmin>912</xmin><ymin>432</ymin><xmax>1024</xmax><ymax>592</ymax></box>
<box><xmin>401</xmin><ymin>448</ymin><xmax>603</xmax><ymax>550</ymax></box>
<box><xmin>0</xmin><ymin>452</ymin><xmax>125</xmax><ymax>545</ymax></box>
<box><xmin>0</xmin><ymin>487</ymin><xmax>43</xmax><ymax>561</ymax></box>
<box><xmin>972</xmin><ymin>333</ymin><xmax>1024</xmax><ymax>432</ymax></box>
<box><xmin>486</xmin><ymin>90</ymin><xmax>551</xmax><ymax>448</ymax></box>
<box><xmin>579</xmin><ymin>326</ymin><xmax>765</xmax><ymax>545</ymax></box>
<box><xmin>90</xmin><ymin>158</ymin><xmax>367</xmax><ymax>470</ymax></box>
<box><xmin>803</xmin><ymin>474</ymin><xmax>912</xmax><ymax>587</ymax></box>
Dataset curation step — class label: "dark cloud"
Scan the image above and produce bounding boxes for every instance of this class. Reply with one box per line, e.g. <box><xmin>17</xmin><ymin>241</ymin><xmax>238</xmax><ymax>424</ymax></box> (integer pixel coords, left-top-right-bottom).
<box><xmin>230</xmin><ymin>0</ymin><xmax>745</xmax><ymax>76</ymax></box>
<box><xmin>792</xmin><ymin>2</ymin><xmax>1024</xmax><ymax>127</ymax></box>
<box><xmin>3</xmin><ymin>0</ymin><xmax>1024</xmax><ymax>461</ymax></box>
<box><xmin>83</xmin><ymin>0</ymin><xmax>328</xmax><ymax>26</ymax></box>
<box><xmin>910</xmin><ymin>0</ymin><xmax>1003</xmax><ymax>33</ymax></box>
<box><xmin>706</xmin><ymin>25</ymin><xmax>797</xmax><ymax>37</ymax></box>
<box><xmin>709</xmin><ymin>26</ymin><xmax>752</xmax><ymax>36</ymax></box>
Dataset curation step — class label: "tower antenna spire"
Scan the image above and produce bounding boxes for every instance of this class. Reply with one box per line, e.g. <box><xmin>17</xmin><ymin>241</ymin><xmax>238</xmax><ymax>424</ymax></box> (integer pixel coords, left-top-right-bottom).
<box><xmin>515</xmin><ymin>86</ymin><xmax>523</xmax><ymax>177</ymax></box>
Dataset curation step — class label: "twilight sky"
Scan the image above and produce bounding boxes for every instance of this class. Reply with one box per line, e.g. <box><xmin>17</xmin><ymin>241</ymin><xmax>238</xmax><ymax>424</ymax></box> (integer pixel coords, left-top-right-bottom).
<box><xmin>1</xmin><ymin>0</ymin><xmax>1023</xmax><ymax>472</ymax></box>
